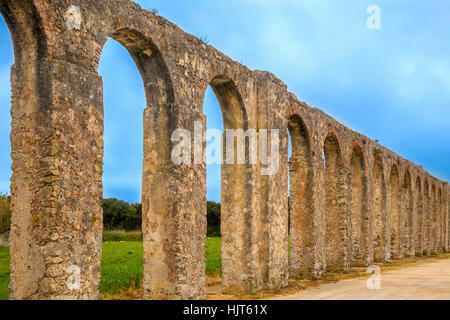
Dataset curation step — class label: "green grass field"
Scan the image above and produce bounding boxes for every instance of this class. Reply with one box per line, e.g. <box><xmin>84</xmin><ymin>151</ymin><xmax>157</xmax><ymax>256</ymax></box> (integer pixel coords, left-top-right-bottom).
<box><xmin>0</xmin><ymin>246</ymin><xmax>9</xmax><ymax>300</ymax></box>
<box><xmin>0</xmin><ymin>236</ymin><xmax>221</xmax><ymax>300</ymax></box>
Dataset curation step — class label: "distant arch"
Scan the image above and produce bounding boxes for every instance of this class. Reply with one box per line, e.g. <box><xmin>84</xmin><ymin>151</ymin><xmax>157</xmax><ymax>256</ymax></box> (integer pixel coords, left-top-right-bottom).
<box><xmin>402</xmin><ymin>169</ymin><xmax>414</xmax><ymax>257</ymax></box>
<box><xmin>423</xmin><ymin>180</ymin><xmax>430</xmax><ymax>254</ymax></box>
<box><xmin>350</xmin><ymin>144</ymin><xmax>368</xmax><ymax>265</ymax></box>
<box><xmin>389</xmin><ymin>164</ymin><xmax>401</xmax><ymax>259</ymax></box>
<box><xmin>438</xmin><ymin>188</ymin><xmax>443</xmax><ymax>251</ymax></box>
<box><xmin>323</xmin><ymin>131</ymin><xmax>347</xmax><ymax>271</ymax></box>
<box><xmin>288</xmin><ymin>113</ymin><xmax>314</xmax><ymax>277</ymax></box>
<box><xmin>373</xmin><ymin>154</ymin><xmax>386</xmax><ymax>262</ymax></box>
<box><xmin>414</xmin><ymin>176</ymin><xmax>423</xmax><ymax>256</ymax></box>
<box><xmin>430</xmin><ymin>185</ymin><xmax>437</xmax><ymax>254</ymax></box>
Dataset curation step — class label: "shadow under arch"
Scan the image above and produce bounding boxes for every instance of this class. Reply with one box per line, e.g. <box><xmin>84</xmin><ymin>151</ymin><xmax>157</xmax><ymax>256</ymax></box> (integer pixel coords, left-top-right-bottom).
<box><xmin>423</xmin><ymin>179</ymin><xmax>430</xmax><ymax>255</ymax></box>
<box><xmin>402</xmin><ymin>169</ymin><xmax>414</xmax><ymax>257</ymax></box>
<box><xmin>389</xmin><ymin>163</ymin><xmax>401</xmax><ymax>259</ymax></box>
<box><xmin>430</xmin><ymin>184</ymin><xmax>437</xmax><ymax>254</ymax></box>
<box><xmin>323</xmin><ymin>130</ymin><xmax>347</xmax><ymax>271</ymax></box>
<box><xmin>202</xmin><ymin>74</ymin><xmax>251</xmax><ymax>289</ymax></box>
<box><xmin>102</xmin><ymin>28</ymin><xmax>175</xmax><ymax>106</ymax></box>
<box><xmin>373</xmin><ymin>154</ymin><xmax>386</xmax><ymax>262</ymax></box>
<box><xmin>414</xmin><ymin>176</ymin><xmax>423</xmax><ymax>256</ymax></box>
<box><xmin>287</xmin><ymin>113</ymin><xmax>314</xmax><ymax>277</ymax></box>
<box><xmin>209</xmin><ymin>75</ymin><xmax>248</xmax><ymax>130</ymax></box>
<box><xmin>349</xmin><ymin>143</ymin><xmax>368</xmax><ymax>266</ymax></box>
<box><xmin>438</xmin><ymin>187</ymin><xmax>443</xmax><ymax>251</ymax></box>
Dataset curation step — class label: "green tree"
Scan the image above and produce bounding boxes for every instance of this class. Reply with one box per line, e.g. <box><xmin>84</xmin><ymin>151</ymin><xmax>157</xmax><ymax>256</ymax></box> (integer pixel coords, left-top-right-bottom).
<box><xmin>0</xmin><ymin>194</ymin><xmax>11</xmax><ymax>234</ymax></box>
<box><xmin>102</xmin><ymin>198</ymin><xmax>141</xmax><ymax>231</ymax></box>
<box><xmin>207</xmin><ymin>201</ymin><xmax>221</xmax><ymax>237</ymax></box>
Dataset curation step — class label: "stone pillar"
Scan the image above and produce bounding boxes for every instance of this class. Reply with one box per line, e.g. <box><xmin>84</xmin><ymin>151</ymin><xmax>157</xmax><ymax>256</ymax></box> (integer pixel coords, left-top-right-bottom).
<box><xmin>142</xmin><ymin>97</ymin><xmax>207</xmax><ymax>299</ymax></box>
<box><xmin>10</xmin><ymin>59</ymin><xmax>103</xmax><ymax>300</ymax></box>
<box><xmin>254</xmin><ymin>72</ymin><xmax>289</xmax><ymax>288</ymax></box>
<box><xmin>364</xmin><ymin>164</ymin><xmax>374</xmax><ymax>265</ymax></box>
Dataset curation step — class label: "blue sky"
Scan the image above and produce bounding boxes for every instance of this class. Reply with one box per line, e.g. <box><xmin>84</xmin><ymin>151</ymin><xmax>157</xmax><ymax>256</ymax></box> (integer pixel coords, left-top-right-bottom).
<box><xmin>0</xmin><ymin>0</ymin><xmax>449</xmax><ymax>203</ymax></box>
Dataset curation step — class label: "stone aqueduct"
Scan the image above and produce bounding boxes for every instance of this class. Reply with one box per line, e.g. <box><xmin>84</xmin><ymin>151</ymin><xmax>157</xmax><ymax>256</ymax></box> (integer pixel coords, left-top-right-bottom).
<box><xmin>0</xmin><ymin>0</ymin><xmax>448</xmax><ymax>300</ymax></box>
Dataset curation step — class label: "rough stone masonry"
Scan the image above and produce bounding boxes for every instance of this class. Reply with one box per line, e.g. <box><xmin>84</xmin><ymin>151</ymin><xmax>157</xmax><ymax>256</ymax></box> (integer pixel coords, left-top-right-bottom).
<box><xmin>0</xmin><ymin>0</ymin><xmax>448</xmax><ymax>299</ymax></box>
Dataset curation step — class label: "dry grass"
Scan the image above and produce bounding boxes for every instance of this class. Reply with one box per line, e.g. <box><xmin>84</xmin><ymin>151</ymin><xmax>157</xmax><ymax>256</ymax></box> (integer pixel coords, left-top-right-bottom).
<box><xmin>102</xmin><ymin>280</ymin><xmax>143</xmax><ymax>300</ymax></box>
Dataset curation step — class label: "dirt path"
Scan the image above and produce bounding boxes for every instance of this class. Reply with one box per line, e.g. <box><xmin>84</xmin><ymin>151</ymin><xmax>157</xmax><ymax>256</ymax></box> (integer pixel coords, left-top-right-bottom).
<box><xmin>271</xmin><ymin>258</ymin><xmax>450</xmax><ymax>300</ymax></box>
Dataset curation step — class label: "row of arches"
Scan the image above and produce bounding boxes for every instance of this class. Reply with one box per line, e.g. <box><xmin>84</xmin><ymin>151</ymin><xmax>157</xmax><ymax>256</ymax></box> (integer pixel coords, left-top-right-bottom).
<box><xmin>0</xmin><ymin>0</ymin><xmax>447</xmax><ymax>299</ymax></box>
<box><xmin>288</xmin><ymin>115</ymin><xmax>448</xmax><ymax>275</ymax></box>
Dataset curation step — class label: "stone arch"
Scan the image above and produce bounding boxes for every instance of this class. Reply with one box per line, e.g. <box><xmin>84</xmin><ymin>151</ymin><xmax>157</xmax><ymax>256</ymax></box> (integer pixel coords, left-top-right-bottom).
<box><xmin>287</xmin><ymin>113</ymin><xmax>314</xmax><ymax>277</ymax></box>
<box><xmin>402</xmin><ymin>169</ymin><xmax>414</xmax><ymax>257</ymax></box>
<box><xmin>389</xmin><ymin>163</ymin><xmax>401</xmax><ymax>259</ymax></box>
<box><xmin>102</xmin><ymin>29</ymin><xmax>175</xmax><ymax>106</ymax></box>
<box><xmin>202</xmin><ymin>74</ymin><xmax>250</xmax><ymax>289</ymax></box>
<box><xmin>414</xmin><ymin>176</ymin><xmax>423</xmax><ymax>256</ymax></box>
<box><xmin>323</xmin><ymin>130</ymin><xmax>347</xmax><ymax>271</ymax></box>
<box><xmin>373</xmin><ymin>154</ymin><xmax>386</xmax><ymax>262</ymax></box>
<box><xmin>0</xmin><ymin>1</ymin><xmax>46</xmax><ymax>70</ymax></box>
<box><xmin>0</xmin><ymin>1</ymin><xmax>53</xmax><ymax>300</ymax></box>
<box><xmin>209</xmin><ymin>75</ymin><xmax>248</xmax><ymax>130</ymax></box>
<box><xmin>97</xmin><ymin>28</ymin><xmax>180</xmax><ymax>299</ymax></box>
<box><xmin>350</xmin><ymin>143</ymin><xmax>368</xmax><ymax>265</ymax></box>
<box><xmin>423</xmin><ymin>179</ymin><xmax>430</xmax><ymax>254</ymax></box>
<box><xmin>430</xmin><ymin>184</ymin><xmax>437</xmax><ymax>254</ymax></box>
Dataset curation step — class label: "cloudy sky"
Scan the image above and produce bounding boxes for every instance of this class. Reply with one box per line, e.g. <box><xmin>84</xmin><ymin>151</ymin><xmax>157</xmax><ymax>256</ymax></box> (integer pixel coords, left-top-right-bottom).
<box><xmin>0</xmin><ymin>0</ymin><xmax>449</xmax><ymax>203</ymax></box>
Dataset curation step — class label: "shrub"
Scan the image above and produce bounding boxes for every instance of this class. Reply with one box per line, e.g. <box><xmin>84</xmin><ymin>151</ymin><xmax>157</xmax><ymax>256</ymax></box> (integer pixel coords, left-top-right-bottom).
<box><xmin>207</xmin><ymin>201</ymin><xmax>221</xmax><ymax>237</ymax></box>
<box><xmin>102</xmin><ymin>198</ymin><xmax>141</xmax><ymax>231</ymax></box>
<box><xmin>0</xmin><ymin>195</ymin><xmax>11</xmax><ymax>234</ymax></box>
<box><xmin>103</xmin><ymin>231</ymin><xmax>143</xmax><ymax>242</ymax></box>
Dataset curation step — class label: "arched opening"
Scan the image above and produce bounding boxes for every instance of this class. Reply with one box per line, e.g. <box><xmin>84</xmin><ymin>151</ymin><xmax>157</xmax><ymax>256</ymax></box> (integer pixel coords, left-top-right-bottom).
<box><xmin>350</xmin><ymin>145</ymin><xmax>367</xmax><ymax>266</ymax></box>
<box><xmin>0</xmin><ymin>12</ymin><xmax>14</xmax><ymax>301</ymax></box>
<box><xmin>287</xmin><ymin>114</ymin><xmax>313</xmax><ymax>277</ymax></box>
<box><xmin>98</xmin><ymin>37</ymin><xmax>146</xmax><ymax>297</ymax></box>
<box><xmin>373</xmin><ymin>154</ymin><xmax>386</xmax><ymax>262</ymax></box>
<box><xmin>323</xmin><ymin>132</ymin><xmax>346</xmax><ymax>271</ymax></box>
<box><xmin>430</xmin><ymin>185</ymin><xmax>437</xmax><ymax>254</ymax></box>
<box><xmin>203</xmin><ymin>85</ymin><xmax>223</xmax><ymax>286</ymax></box>
<box><xmin>203</xmin><ymin>75</ymin><xmax>248</xmax><ymax>288</ymax></box>
<box><xmin>402</xmin><ymin>170</ymin><xmax>414</xmax><ymax>257</ymax></box>
<box><xmin>414</xmin><ymin>177</ymin><xmax>423</xmax><ymax>256</ymax></box>
<box><xmin>423</xmin><ymin>180</ymin><xmax>430</xmax><ymax>255</ymax></box>
<box><xmin>390</xmin><ymin>165</ymin><xmax>400</xmax><ymax>259</ymax></box>
<box><xmin>96</xmin><ymin>29</ymin><xmax>174</xmax><ymax>299</ymax></box>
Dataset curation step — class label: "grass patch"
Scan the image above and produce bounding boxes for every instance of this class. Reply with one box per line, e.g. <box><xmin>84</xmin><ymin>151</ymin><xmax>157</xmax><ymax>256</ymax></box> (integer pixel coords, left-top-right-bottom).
<box><xmin>206</xmin><ymin>237</ymin><xmax>221</xmax><ymax>276</ymax></box>
<box><xmin>0</xmin><ymin>237</ymin><xmax>222</xmax><ymax>300</ymax></box>
<box><xmin>100</xmin><ymin>241</ymin><xmax>143</xmax><ymax>296</ymax></box>
<box><xmin>103</xmin><ymin>230</ymin><xmax>142</xmax><ymax>242</ymax></box>
<box><xmin>0</xmin><ymin>246</ymin><xmax>9</xmax><ymax>300</ymax></box>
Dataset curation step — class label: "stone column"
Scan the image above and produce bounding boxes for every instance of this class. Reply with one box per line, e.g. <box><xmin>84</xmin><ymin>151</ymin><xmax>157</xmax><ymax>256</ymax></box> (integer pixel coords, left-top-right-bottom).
<box><xmin>364</xmin><ymin>163</ymin><xmax>375</xmax><ymax>265</ymax></box>
<box><xmin>254</xmin><ymin>72</ymin><xmax>289</xmax><ymax>289</ymax></box>
<box><xmin>10</xmin><ymin>58</ymin><xmax>103</xmax><ymax>300</ymax></box>
<box><xmin>142</xmin><ymin>96</ymin><xmax>207</xmax><ymax>299</ymax></box>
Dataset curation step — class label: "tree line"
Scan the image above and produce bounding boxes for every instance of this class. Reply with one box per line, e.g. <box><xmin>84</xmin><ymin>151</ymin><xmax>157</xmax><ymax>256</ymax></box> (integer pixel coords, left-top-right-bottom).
<box><xmin>0</xmin><ymin>195</ymin><xmax>291</xmax><ymax>237</ymax></box>
<box><xmin>102</xmin><ymin>198</ymin><xmax>222</xmax><ymax>237</ymax></box>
